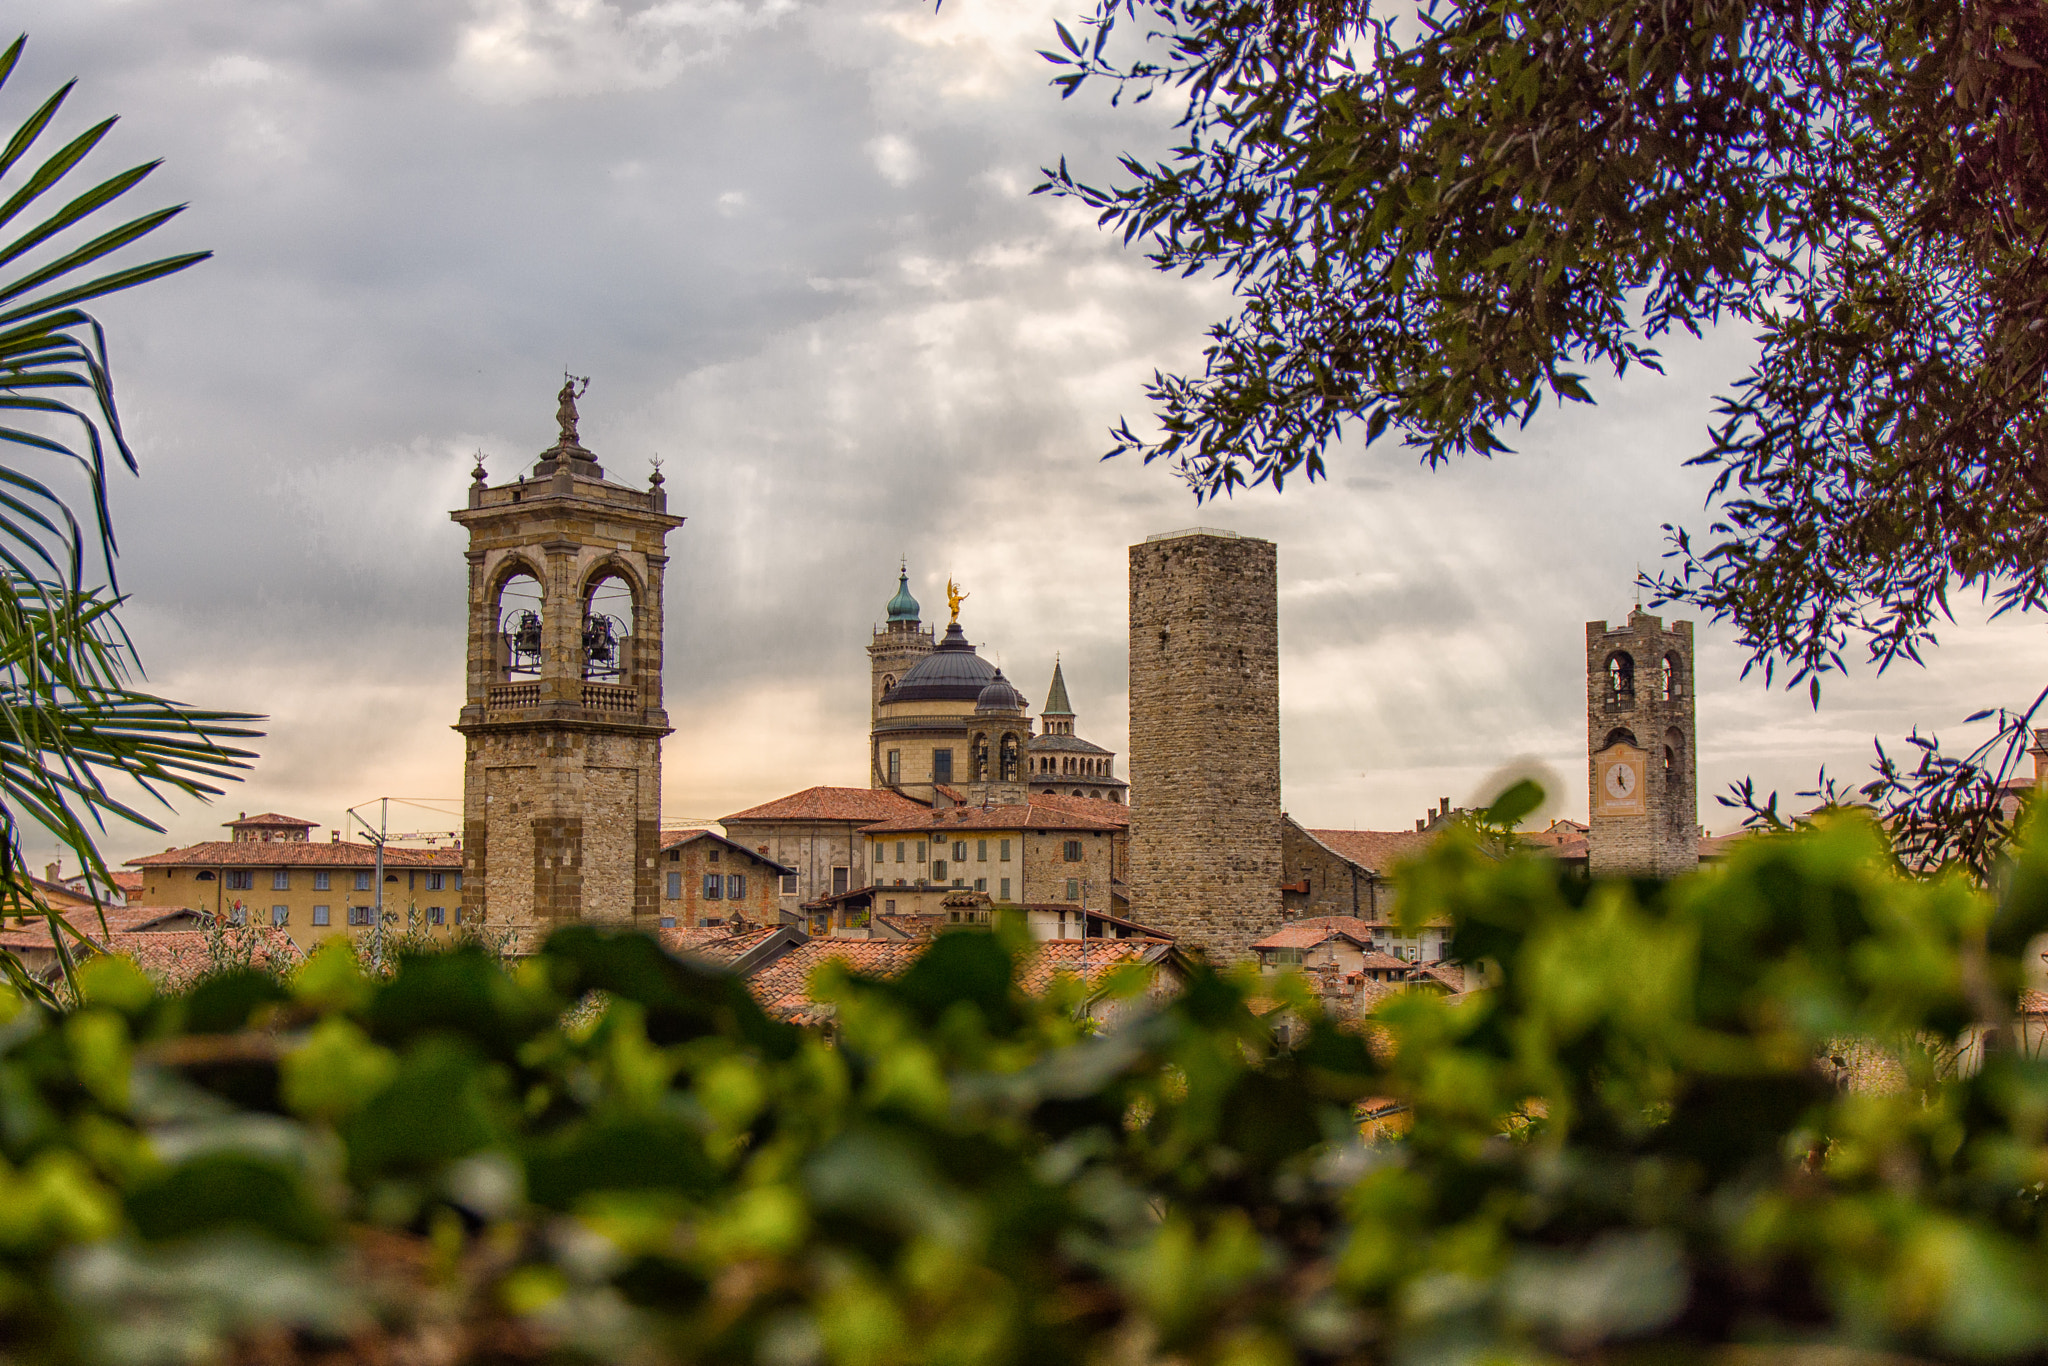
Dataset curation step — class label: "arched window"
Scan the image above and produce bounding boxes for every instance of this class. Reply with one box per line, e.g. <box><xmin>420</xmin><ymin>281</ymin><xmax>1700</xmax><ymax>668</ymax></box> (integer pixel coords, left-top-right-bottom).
<box><xmin>1664</xmin><ymin>726</ymin><xmax>1684</xmax><ymax>773</ymax></box>
<box><xmin>580</xmin><ymin>572</ymin><xmax>636</xmax><ymax>682</ymax></box>
<box><xmin>881</xmin><ymin>674</ymin><xmax>896</xmax><ymax>695</ymax></box>
<box><xmin>496</xmin><ymin>570</ymin><xmax>546</xmax><ymax>678</ymax></box>
<box><xmin>1661</xmin><ymin>653</ymin><xmax>1680</xmax><ymax>701</ymax></box>
<box><xmin>1000</xmin><ymin>734</ymin><xmax>1020</xmax><ymax>783</ymax></box>
<box><xmin>1606</xmin><ymin>651</ymin><xmax>1635</xmax><ymax>702</ymax></box>
<box><xmin>1602</xmin><ymin>727</ymin><xmax>1639</xmax><ymax>751</ymax></box>
<box><xmin>972</xmin><ymin>733</ymin><xmax>990</xmax><ymax>782</ymax></box>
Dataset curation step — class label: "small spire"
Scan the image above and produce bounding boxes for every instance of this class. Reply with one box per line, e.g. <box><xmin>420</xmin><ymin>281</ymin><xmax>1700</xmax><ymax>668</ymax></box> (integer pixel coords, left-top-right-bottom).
<box><xmin>470</xmin><ymin>450</ymin><xmax>487</xmax><ymax>486</ymax></box>
<box><xmin>649</xmin><ymin>453</ymin><xmax>665</xmax><ymax>488</ymax></box>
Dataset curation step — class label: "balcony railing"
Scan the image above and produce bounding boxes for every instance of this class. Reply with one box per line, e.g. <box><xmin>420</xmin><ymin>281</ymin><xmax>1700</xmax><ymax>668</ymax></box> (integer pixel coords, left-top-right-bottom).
<box><xmin>487</xmin><ymin>682</ymin><xmax>540</xmax><ymax>710</ymax></box>
<box><xmin>582</xmin><ymin>683</ymin><xmax>639</xmax><ymax>712</ymax></box>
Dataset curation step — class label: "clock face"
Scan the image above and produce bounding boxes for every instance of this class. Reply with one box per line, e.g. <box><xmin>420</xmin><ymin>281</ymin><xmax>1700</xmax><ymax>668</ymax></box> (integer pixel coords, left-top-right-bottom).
<box><xmin>1604</xmin><ymin>761</ymin><xmax>1637</xmax><ymax>799</ymax></box>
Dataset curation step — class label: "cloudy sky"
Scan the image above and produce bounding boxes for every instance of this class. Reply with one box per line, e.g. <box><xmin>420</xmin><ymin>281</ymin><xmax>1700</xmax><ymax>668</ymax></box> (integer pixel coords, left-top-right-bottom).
<box><xmin>13</xmin><ymin>0</ymin><xmax>2048</xmax><ymax>869</ymax></box>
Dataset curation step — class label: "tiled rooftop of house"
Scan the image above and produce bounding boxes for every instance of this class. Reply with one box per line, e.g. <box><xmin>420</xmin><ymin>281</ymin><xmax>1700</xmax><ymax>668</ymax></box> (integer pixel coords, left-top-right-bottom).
<box><xmin>117</xmin><ymin>928</ymin><xmax>302</xmax><ymax>989</ymax></box>
<box><xmin>745</xmin><ymin>940</ymin><xmax>928</xmax><ymax>1018</ymax></box>
<box><xmin>659</xmin><ymin>924</ymin><xmax>786</xmax><ymax>968</ymax></box>
<box><xmin>721</xmin><ymin>786</ymin><xmax>930</xmax><ymax>824</ymax></box>
<box><xmin>224</xmin><ymin>812</ymin><xmax>320</xmax><ymax>829</ymax></box>
<box><xmin>1013</xmin><ymin>938</ymin><xmax>1172</xmax><ymax>994</ymax></box>
<box><xmin>128</xmin><ymin>841</ymin><xmax>463</xmax><ymax>869</ymax></box>
<box><xmin>1251</xmin><ymin>916</ymin><xmax>1381</xmax><ymax>951</ymax></box>
<box><xmin>1305</xmin><ymin>828</ymin><xmax>1439</xmax><ymax>874</ymax></box>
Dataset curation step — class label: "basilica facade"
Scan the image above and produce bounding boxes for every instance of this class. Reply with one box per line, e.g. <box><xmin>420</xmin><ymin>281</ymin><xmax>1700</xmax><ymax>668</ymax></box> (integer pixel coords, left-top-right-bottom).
<box><xmin>866</xmin><ymin>569</ymin><xmax>1127</xmax><ymax>808</ymax></box>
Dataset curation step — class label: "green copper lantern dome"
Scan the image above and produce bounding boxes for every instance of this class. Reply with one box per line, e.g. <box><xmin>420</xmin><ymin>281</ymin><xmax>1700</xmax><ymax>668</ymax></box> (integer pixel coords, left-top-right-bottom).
<box><xmin>886</xmin><ymin>567</ymin><xmax>920</xmax><ymax>624</ymax></box>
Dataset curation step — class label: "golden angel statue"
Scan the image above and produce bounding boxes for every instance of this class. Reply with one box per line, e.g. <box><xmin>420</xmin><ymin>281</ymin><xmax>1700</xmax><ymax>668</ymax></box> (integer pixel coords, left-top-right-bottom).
<box><xmin>946</xmin><ymin>578</ymin><xmax>968</xmax><ymax>622</ymax></box>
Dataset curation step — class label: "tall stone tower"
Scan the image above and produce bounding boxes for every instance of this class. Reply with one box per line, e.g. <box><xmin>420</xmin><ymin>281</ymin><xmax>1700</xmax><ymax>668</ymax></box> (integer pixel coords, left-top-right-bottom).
<box><xmin>1586</xmin><ymin>609</ymin><xmax>1698</xmax><ymax>878</ymax></box>
<box><xmin>868</xmin><ymin>564</ymin><xmax>934</xmax><ymax>786</ymax></box>
<box><xmin>452</xmin><ymin>380</ymin><xmax>684</xmax><ymax>931</ymax></box>
<box><xmin>1126</xmin><ymin>528</ymin><xmax>1281</xmax><ymax>960</ymax></box>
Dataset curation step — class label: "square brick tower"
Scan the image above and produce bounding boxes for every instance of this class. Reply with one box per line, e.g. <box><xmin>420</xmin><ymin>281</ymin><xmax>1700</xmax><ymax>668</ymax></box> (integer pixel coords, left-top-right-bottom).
<box><xmin>1586</xmin><ymin>609</ymin><xmax>1698</xmax><ymax>878</ymax></box>
<box><xmin>1126</xmin><ymin>528</ymin><xmax>1281</xmax><ymax>960</ymax></box>
<box><xmin>451</xmin><ymin>380</ymin><xmax>684</xmax><ymax>931</ymax></box>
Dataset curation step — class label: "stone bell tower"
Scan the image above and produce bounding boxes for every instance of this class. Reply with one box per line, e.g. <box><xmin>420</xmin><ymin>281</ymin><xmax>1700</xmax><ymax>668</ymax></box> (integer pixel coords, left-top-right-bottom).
<box><xmin>452</xmin><ymin>378</ymin><xmax>684</xmax><ymax>931</ymax></box>
<box><xmin>1586</xmin><ymin>609</ymin><xmax>1697</xmax><ymax>878</ymax></box>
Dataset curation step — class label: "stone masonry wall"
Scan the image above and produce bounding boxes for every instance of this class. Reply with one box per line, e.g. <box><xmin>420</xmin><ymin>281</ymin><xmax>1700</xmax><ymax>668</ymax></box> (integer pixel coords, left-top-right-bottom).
<box><xmin>1279</xmin><ymin>819</ymin><xmax>1380</xmax><ymax>924</ymax></box>
<box><xmin>1586</xmin><ymin>610</ymin><xmax>1698</xmax><ymax>878</ymax></box>
<box><xmin>1126</xmin><ymin>531</ymin><xmax>1282</xmax><ymax>962</ymax></box>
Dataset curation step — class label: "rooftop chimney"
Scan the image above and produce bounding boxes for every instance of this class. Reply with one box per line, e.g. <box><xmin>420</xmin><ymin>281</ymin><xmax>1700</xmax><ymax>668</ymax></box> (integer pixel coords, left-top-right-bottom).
<box><xmin>44</xmin><ymin>861</ymin><xmax>59</xmax><ymax>883</ymax></box>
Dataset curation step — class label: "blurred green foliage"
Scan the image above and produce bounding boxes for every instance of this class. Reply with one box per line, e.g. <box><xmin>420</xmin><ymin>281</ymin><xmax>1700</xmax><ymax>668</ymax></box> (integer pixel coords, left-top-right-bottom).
<box><xmin>3</xmin><ymin>808</ymin><xmax>2048</xmax><ymax>1364</ymax></box>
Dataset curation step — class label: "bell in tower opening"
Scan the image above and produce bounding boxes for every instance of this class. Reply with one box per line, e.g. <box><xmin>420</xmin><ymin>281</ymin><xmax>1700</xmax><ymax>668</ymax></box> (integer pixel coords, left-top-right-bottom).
<box><xmin>452</xmin><ymin>378</ymin><xmax>684</xmax><ymax>932</ymax></box>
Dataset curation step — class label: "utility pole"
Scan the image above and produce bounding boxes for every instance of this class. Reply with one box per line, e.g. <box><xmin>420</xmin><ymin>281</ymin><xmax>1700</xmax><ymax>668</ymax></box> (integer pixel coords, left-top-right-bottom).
<box><xmin>347</xmin><ymin>797</ymin><xmax>463</xmax><ymax>974</ymax></box>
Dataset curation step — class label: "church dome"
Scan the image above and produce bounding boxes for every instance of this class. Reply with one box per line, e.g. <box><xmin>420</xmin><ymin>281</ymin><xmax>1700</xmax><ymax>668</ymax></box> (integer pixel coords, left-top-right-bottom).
<box><xmin>975</xmin><ymin>668</ymin><xmax>1027</xmax><ymax>715</ymax></box>
<box><xmin>886</xmin><ymin>570</ymin><xmax>920</xmax><ymax>624</ymax></box>
<box><xmin>883</xmin><ymin>623</ymin><xmax>995</xmax><ymax>703</ymax></box>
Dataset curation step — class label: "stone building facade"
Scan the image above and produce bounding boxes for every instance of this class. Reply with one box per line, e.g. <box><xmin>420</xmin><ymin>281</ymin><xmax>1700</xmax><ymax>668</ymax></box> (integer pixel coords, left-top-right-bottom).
<box><xmin>857</xmin><ymin>799</ymin><xmax>1122</xmax><ymax>918</ymax></box>
<box><xmin>1125</xmin><ymin>528</ymin><xmax>1282</xmax><ymax>961</ymax></box>
<box><xmin>127</xmin><ymin>812</ymin><xmax>463</xmax><ymax>950</ymax></box>
<box><xmin>656</xmin><ymin>829</ymin><xmax>791</xmax><ymax>929</ymax></box>
<box><xmin>720</xmin><ymin>785</ymin><xmax>929</xmax><ymax>917</ymax></box>
<box><xmin>451</xmin><ymin>383</ymin><xmax>684</xmax><ymax>931</ymax></box>
<box><xmin>1586</xmin><ymin>609</ymin><xmax>1698</xmax><ymax>877</ymax></box>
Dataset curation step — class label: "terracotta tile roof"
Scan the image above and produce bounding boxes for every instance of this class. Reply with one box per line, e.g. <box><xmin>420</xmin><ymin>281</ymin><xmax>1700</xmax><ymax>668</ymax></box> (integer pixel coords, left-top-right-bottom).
<box><xmin>660</xmin><ymin>924</ymin><xmax>785</xmax><ymax>967</ymax></box>
<box><xmin>721</xmin><ymin>787</ymin><xmax>930</xmax><ymax>825</ymax></box>
<box><xmin>1305</xmin><ymin>828</ymin><xmax>1440</xmax><ymax>874</ymax></box>
<box><xmin>1359</xmin><ymin>950</ymin><xmax>1413</xmax><ymax>972</ymax></box>
<box><xmin>224</xmin><ymin>812</ymin><xmax>318</xmax><ymax>829</ymax></box>
<box><xmin>127</xmin><ymin>841</ymin><xmax>462</xmax><ymax>869</ymax></box>
<box><xmin>1251</xmin><ymin>915</ymin><xmax>1382</xmax><ymax>952</ymax></box>
<box><xmin>1022</xmin><ymin>793</ymin><xmax>1131</xmax><ymax>827</ymax></box>
<box><xmin>745</xmin><ymin>940</ymin><xmax>928</xmax><ymax>1018</ymax></box>
<box><xmin>656</xmin><ymin>829</ymin><xmax>794</xmax><ymax>873</ymax></box>
<box><xmin>1014</xmin><ymin>938</ymin><xmax>1171</xmax><ymax>993</ymax></box>
<box><xmin>111</xmin><ymin>871</ymin><xmax>144</xmax><ymax>896</ymax></box>
<box><xmin>860</xmin><ymin>798</ymin><xmax>1124</xmax><ymax>835</ymax></box>
<box><xmin>116</xmin><ymin>928</ymin><xmax>303</xmax><ymax>989</ymax></box>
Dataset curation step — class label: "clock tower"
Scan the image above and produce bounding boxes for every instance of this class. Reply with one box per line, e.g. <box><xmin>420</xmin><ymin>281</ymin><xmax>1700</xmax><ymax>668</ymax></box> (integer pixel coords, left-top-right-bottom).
<box><xmin>1586</xmin><ymin>609</ymin><xmax>1697</xmax><ymax>878</ymax></box>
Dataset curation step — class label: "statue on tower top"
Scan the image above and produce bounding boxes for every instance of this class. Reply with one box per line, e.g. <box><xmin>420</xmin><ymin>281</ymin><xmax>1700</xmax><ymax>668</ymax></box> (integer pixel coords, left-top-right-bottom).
<box><xmin>556</xmin><ymin>374</ymin><xmax>590</xmax><ymax>446</ymax></box>
<box><xmin>947</xmin><ymin>577</ymin><xmax>968</xmax><ymax>623</ymax></box>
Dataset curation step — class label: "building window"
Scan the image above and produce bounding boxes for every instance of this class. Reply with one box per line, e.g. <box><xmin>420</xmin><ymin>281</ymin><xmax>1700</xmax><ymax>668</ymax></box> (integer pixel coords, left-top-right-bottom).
<box><xmin>313</xmin><ymin>871</ymin><xmax>331</xmax><ymax>891</ymax></box>
<box><xmin>895</xmin><ymin>841</ymin><xmax>905</xmax><ymax>863</ymax></box>
<box><xmin>429</xmin><ymin>906</ymin><xmax>445</xmax><ymax>925</ymax></box>
<box><xmin>1277</xmin><ymin>948</ymin><xmax>1303</xmax><ymax>966</ymax></box>
<box><xmin>729</xmin><ymin>874</ymin><xmax>747</xmax><ymax>899</ymax></box>
<box><xmin>999</xmin><ymin>839</ymin><xmax>1011</xmax><ymax>861</ymax></box>
<box><xmin>1064</xmin><ymin>840</ymin><xmax>1082</xmax><ymax>861</ymax></box>
<box><xmin>974</xmin><ymin>878</ymin><xmax>986</xmax><ymax>892</ymax></box>
<box><xmin>916</xmin><ymin>841</ymin><xmax>927</xmax><ymax>862</ymax></box>
<box><xmin>887</xmin><ymin>749</ymin><xmax>901</xmax><ymax>784</ymax></box>
<box><xmin>703</xmin><ymin>875</ymin><xmax>723</xmax><ymax>900</ymax></box>
<box><xmin>271</xmin><ymin>905</ymin><xmax>289</xmax><ymax>927</ymax></box>
<box><xmin>428</xmin><ymin>872</ymin><xmax>446</xmax><ymax>891</ymax></box>
<box><xmin>832</xmin><ymin>866</ymin><xmax>849</xmax><ymax>895</ymax></box>
<box><xmin>454</xmin><ymin>907</ymin><xmax>465</xmax><ymax>925</ymax></box>
<box><xmin>1066</xmin><ymin>878</ymin><xmax>1079</xmax><ymax>901</ymax></box>
<box><xmin>932</xmin><ymin>860</ymin><xmax>948</xmax><ymax>880</ymax></box>
<box><xmin>953</xmin><ymin>878</ymin><xmax>965</xmax><ymax>888</ymax></box>
<box><xmin>354</xmin><ymin>871</ymin><xmax>372</xmax><ymax>892</ymax></box>
<box><xmin>272</xmin><ymin>870</ymin><xmax>290</xmax><ymax>891</ymax></box>
<box><xmin>225</xmin><ymin>871</ymin><xmax>253</xmax><ymax>891</ymax></box>
<box><xmin>999</xmin><ymin>878</ymin><xmax>1010</xmax><ymax>900</ymax></box>
<box><xmin>895</xmin><ymin>878</ymin><xmax>905</xmax><ymax>887</ymax></box>
<box><xmin>884</xmin><ymin>899</ymin><xmax>897</xmax><ymax>913</ymax></box>
<box><xmin>667</xmin><ymin>872</ymin><xmax>682</xmax><ymax>899</ymax></box>
<box><xmin>932</xmin><ymin>749</ymin><xmax>953</xmax><ymax>784</ymax></box>
<box><xmin>348</xmin><ymin>906</ymin><xmax>371</xmax><ymax>926</ymax></box>
<box><xmin>952</xmin><ymin>841</ymin><xmax>967</xmax><ymax>862</ymax></box>
<box><xmin>708</xmin><ymin>848</ymin><xmax>721</xmax><ymax>863</ymax></box>
<box><xmin>779</xmin><ymin>873</ymin><xmax>796</xmax><ymax>895</ymax></box>
<box><xmin>660</xmin><ymin>916</ymin><xmax>676</xmax><ymax>928</ymax></box>
<box><xmin>312</xmin><ymin>905</ymin><xmax>330</xmax><ymax>926</ymax></box>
